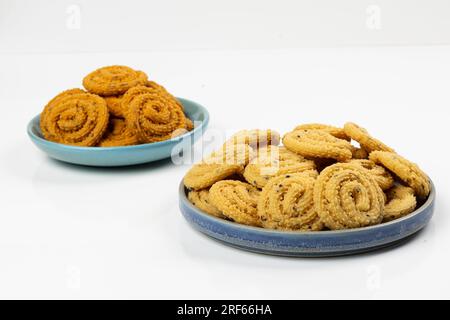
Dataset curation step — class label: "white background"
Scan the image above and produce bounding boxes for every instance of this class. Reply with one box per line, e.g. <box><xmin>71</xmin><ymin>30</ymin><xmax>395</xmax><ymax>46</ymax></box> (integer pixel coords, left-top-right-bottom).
<box><xmin>1</xmin><ymin>0</ymin><xmax>450</xmax><ymax>299</ymax></box>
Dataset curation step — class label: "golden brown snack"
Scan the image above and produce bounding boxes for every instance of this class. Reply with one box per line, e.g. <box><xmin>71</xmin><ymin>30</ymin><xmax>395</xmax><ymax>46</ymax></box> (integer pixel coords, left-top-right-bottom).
<box><xmin>283</xmin><ymin>130</ymin><xmax>352</xmax><ymax>161</ymax></box>
<box><xmin>40</xmin><ymin>88</ymin><xmax>86</xmax><ymax>138</ymax></box>
<box><xmin>98</xmin><ymin>118</ymin><xmax>139</xmax><ymax>147</ymax></box>
<box><xmin>126</xmin><ymin>93</ymin><xmax>186</xmax><ymax>143</ymax></box>
<box><xmin>383</xmin><ymin>184</ymin><xmax>417</xmax><ymax>222</ymax></box>
<box><xmin>82</xmin><ymin>65</ymin><xmax>148</xmax><ymax>96</ymax></box>
<box><xmin>369</xmin><ymin>151</ymin><xmax>430</xmax><ymax>198</ymax></box>
<box><xmin>184</xmin><ymin>117</ymin><xmax>194</xmax><ymax>131</ymax></box>
<box><xmin>349</xmin><ymin>159</ymin><xmax>394</xmax><ymax>191</ymax></box>
<box><xmin>184</xmin><ymin>163</ymin><xmax>243</xmax><ymax>190</ymax></box>
<box><xmin>313</xmin><ymin>163</ymin><xmax>385</xmax><ymax>230</ymax></box>
<box><xmin>243</xmin><ymin>146</ymin><xmax>317</xmax><ymax>188</ymax></box>
<box><xmin>257</xmin><ymin>173</ymin><xmax>323</xmax><ymax>231</ymax></box>
<box><xmin>209</xmin><ymin>180</ymin><xmax>261</xmax><ymax>227</ymax></box>
<box><xmin>294</xmin><ymin>123</ymin><xmax>349</xmax><ymax>141</ymax></box>
<box><xmin>227</xmin><ymin>129</ymin><xmax>281</xmax><ymax>148</ymax></box>
<box><xmin>188</xmin><ymin>189</ymin><xmax>226</xmax><ymax>219</ymax></box>
<box><xmin>344</xmin><ymin>122</ymin><xmax>394</xmax><ymax>153</ymax></box>
<box><xmin>203</xmin><ymin>143</ymin><xmax>255</xmax><ymax>166</ymax></box>
<box><xmin>146</xmin><ymin>81</ymin><xmax>183</xmax><ymax>109</ymax></box>
<box><xmin>103</xmin><ymin>95</ymin><xmax>124</xmax><ymax>118</ymax></box>
<box><xmin>351</xmin><ymin>146</ymin><xmax>369</xmax><ymax>159</ymax></box>
<box><xmin>40</xmin><ymin>92</ymin><xmax>109</xmax><ymax>146</ymax></box>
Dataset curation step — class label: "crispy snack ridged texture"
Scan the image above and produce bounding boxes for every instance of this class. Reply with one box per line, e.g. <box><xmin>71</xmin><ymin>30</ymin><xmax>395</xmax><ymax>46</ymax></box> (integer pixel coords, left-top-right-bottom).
<box><xmin>314</xmin><ymin>163</ymin><xmax>385</xmax><ymax>230</ymax></box>
<box><xmin>103</xmin><ymin>95</ymin><xmax>124</xmax><ymax>118</ymax></box>
<box><xmin>227</xmin><ymin>129</ymin><xmax>280</xmax><ymax>148</ymax></box>
<box><xmin>258</xmin><ymin>173</ymin><xmax>323</xmax><ymax>231</ymax></box>
<box><xmin>349</xmin><ymin>159</ymin><xmax>394</xmax><ymax>191</ymax></box>
<box><xmin>344</xmin><ymin>122</ymin><xmax>394</xmax><ymax>153</ymax></box>
<box><xmin>40</xmin><ymin>88</ymin><xmax>86</xmax><ymax>138</ymax></box>
<box><xmin>383</xmin><ymin>184</ymin><xmax>417</xmax><ymax>222</ymax></box>
<box><xmin>203</xmin><ymin>143</ymin><xmax>255</xmax><ymax>166</ymax></box>
<box><xmin>145</xmin><ymin>81</ymin><xmax>184</xmax><ymax>110</ymax></box>
<box><xmin>188</xmin><ymin>189</ymin><xmax>225</xmax><ymax>218</ymax></box>
<box><xmin>244</xmin><ymin>146</ymin><xmax>317</xmax><ymax>188</ymax></box>
<box><xmin>98</xmin><ymin>118</ymin><xmax>139</xmax><ymax>147</ymax></box>
<box><xmin>209</xmin><ymin>180</ymin><xmax>261</xmax><ymax>227</ymax></box>
<box><xmin>283</xmin><ymin>130</ymin><xmax>352</xmax><ymax>161</ymax></box>
<box><xmin>369</xmin><ymin>151</ymin><xmax>430</xmax><ymax>198</ymax></box>
<box><xmin>294</xmin><ymin>123</ymin><xmax>349</xmax><ymax>141</ymax></box>
<box><xmin>40</xmin><ymin>92</ymin><xmax>109</xmax><ymax>146</ymax></box>
<box><xmin>83</xmin><ymin>65</ymin><xmax>148</xmax><ymax>96</ymax></box>
<box><xmin>184</xmin><ymin>163</ymin><xmax>243</xmax><ymax>190</ymax></box>
<box><xmin>126</xmin><ymin>93</ymin><xmax>186</xmax><ymax>143</ymax></box>
<box><xmin>351</xmin><ymin>146</ymin><xmax>369</xmax><ymax>159</ymax></box>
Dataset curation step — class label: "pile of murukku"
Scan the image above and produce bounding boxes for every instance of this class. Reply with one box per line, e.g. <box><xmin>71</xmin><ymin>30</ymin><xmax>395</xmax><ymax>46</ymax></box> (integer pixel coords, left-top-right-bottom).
<box><xmin>39</xmin><ymin>65</ymin><xmax>193</xmax><ymax>147</ymax></box>
<box><xmin>184</xmin><ymin>124</ymin><xmax>431</xmax><ymax>231</ymax></box>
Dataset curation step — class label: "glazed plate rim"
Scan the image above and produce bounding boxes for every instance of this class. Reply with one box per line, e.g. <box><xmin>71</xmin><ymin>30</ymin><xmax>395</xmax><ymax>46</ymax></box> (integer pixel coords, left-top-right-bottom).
<box><xmin>179</xmin><ymin>179</ymin><xmax>435</xmax><ymax>237</ymax></box>
<box><xmin>27</xmin><ymin>97</ymin><xmax>209</xmax><ymax>152</ymax></box>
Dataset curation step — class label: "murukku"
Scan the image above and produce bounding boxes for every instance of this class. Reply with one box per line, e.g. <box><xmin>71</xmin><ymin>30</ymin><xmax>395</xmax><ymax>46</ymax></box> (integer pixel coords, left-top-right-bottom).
<box><xmin>82</xmin><ymin>65</ymin><xmax>148</xmax><ymax>96</ymax></box>
<box><xmin>283</xmin><ymin>130</ymin><xmax>352</xmax><ymax>161</ymax></box>
<box><xmin>344</xmin><ymin>122</ymin><xmax>394</xmax><ymax>153</ymax></box>
<box><xmin>313</xmin><ymin>163</ymin><xmax>385</xmax><ymax>230</ymax></box>
<box><xmin>349</xmin><ymin>159</ymin><xmax>394</xmax><ymax>191</ymax></box>
<box><xmin>146</xmin><ymin>80</ymin><xmax>184</xmax><ymax>110</ymax></box>
<box><xmin>103</xmin><ymin>95</ymin><xmax>124</xmax><ymax>118</ymax></box>
<box><xmin>98</xmin><ymin>118</ymin><xmax>139</xmax><ymax>147</ymax></box>
<box><xmin>257</xmin><ymin>173</ymin><xmax>323</xmax><ymax>231</ymax></box>
<box><xmin>383</xmin><ymin>184</ymin><xmax>417</xmax><ymax>222</ymax></box>
<box><xmin>369</xmin><ymin>151</ymin><xmax>430</xmax><ymax>198</ymax></box>
<box><xmin>40</xmin><ymin>92</ymin><xmax>109</xmax><ymax>146</ymax></box>
<box><xmin>188</xmin><ymin>189</ymin><xmax>226</xmax><ymax>219</ymax></box>
<box><xmin>40</xmin><ymin>88</ymin><xmax>86</xmax><ymax>138</ymax></box>
<box><xmin>203</xmin><ymin>143</ymin><xmax>255</xmax><ymax>166</ymax></box>
<box><xmin>227</xmin><ymin>129</ymin><xmax>280</xmax><ymax>148</ymax></box>
<box><xmin>209</xmin><ymin>180</ymin><xmax>261</xmax><ymax>227</ymax></box>
<box><xmin>294</xmin><ymin>123</ymin><xmax>349</xmax><ymax>141</ymax></box>
<box><xmin>126</xmin><ymin>93</ymin><xmax>186</xmax><ymax>143</ymax></box>
<box><xmin>184</xmin><ymin>163</ymin><xmax>243</xmax><ymax>190</ymax></box>
<box><xmin>243</xmin><ymin>146</ymin><xmax>317</xmax><ymax>188</ymax></box>
<box><xmin>351</xmin><ymin>146</ymin><xmax>369</xmax><ymax>159</ymax></box>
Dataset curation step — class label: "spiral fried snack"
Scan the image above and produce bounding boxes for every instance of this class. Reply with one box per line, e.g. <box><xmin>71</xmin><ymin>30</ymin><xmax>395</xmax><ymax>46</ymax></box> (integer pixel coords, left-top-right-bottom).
<box><xmin>204</xmin><ymin>143</ymin><xmax>255</xmax><ymax>166</ymax></box>
<box><xmin>185</xmin><ymin>117</ymin><xmax>194</xmax><ymax>131</ymax></box>
<box><xmin>184</xmin><ymin>163</ymin><xmax>243</xmax><ymax>190</ymax></box>
<box><xmin>103</xmin><ymin>95</ymin><xmax>124</xmax><ymax>118</ymax></box>
<box><xmin>98</xmin><ymin>118</ymin><xmax>139</xmax><ymax>147</ymax></box>
<box><xmin>244</xmin><ymin>146</ymin><xmax>317</xmax><ymax>188</ymax></box>
<box><xmin>40</xmin><ymin>88</ymin><xmax>86</xmax><ymax>137</ymax></box>
<box><xmin>369</xmin><ymin>151</ymin><xmax>430</xmax><ymax>198</ymax></box>
<box><xmin>383</xmin><ymin>184</ymin><xmax>417</xmax><ymax>222</ymax></box>
<box><xmin>82</xmin><ymin>65</ymin><xmax>148</xmax><ymax>96</ymax></box>
<box><xmin>294</xmin><ymin>123</ymin><xmax>349</xmax><ymax>141</ymax></box>
<box><xmin>283</xmin><ymin>130</ymin><xmax>352</xmax><ymax>161</ymax></box>
<box><xmin>349</xmin><ymin>159</ymin><xmax>394</xmax><ymax>191</ymax></box>
<box><xmin>188</xmin><ymin>189</ymin><xmax>226</xmax><ymax>219</ymax></box>
<box><xmin>126</xmin><ymin>93</ymin><xmax>186</xmax><ymax>143</ymax></box>
<box><xmin>314</xmin><ymin>163</ymin><xmax>385</xmax><ymax>230</ymax></box>
<box><xmin>227</xmin><ymin>129</ymin><xmax>280</xmax><ymax>148</ymax></box>
<box><xmin>209</xmin><ymin>180</ymin><xmax>261</xmax><ymax>227</ymax></box>
<box><xmin>146</xmin><ymin>81</ymin><xmax>184</xmax><ymax>110</ymax></box>
<box><xmin>351</xmin><ymin>146</ymin><xmax>369</xmax><ymax>159</ymax></box>
<box><xmin>258</xmin><ymin>173</ymin><xmax>323</xmax><ymax>231</ymax></box>
<box><xmin>344</xmin><ymin>122</ymin><xmax>394</xmax><ymax>153</ymax></box>
<box><xmin>40</xmin><ymin>92</ymin><xmax>109</xmax><ymax>146</ymax></box>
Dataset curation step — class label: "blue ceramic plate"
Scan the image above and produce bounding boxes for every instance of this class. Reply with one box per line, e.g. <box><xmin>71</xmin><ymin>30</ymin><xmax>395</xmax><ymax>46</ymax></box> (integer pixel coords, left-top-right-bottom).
<box><xmin>28</xmin><ymin>98</ymin><xmax>209</xmax><ymax>167</ymax></box>
<box><xmin>179</xmin><ymin>180</ymin><xmax>435</xmax><ymax>257</ymax></box>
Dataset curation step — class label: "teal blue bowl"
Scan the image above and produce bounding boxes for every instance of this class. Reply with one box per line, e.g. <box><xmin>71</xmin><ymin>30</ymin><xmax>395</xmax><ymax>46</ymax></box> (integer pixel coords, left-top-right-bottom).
<box><xmin>27</xmin><ymin>98</ymin><xmax>209</xmax><ymax>167</ymax></box>
<box><xmin>179</xmin><ymin>180</ymin><xmax>435</xmax><ymax>257</ymax></box>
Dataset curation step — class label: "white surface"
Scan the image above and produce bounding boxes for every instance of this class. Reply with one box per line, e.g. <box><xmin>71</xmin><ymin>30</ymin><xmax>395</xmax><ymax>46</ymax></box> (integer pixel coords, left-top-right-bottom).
<box><xmin>0</xmin><ymin>46</ymin><xmax>449</xmax><ymax>299</ymax></box>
